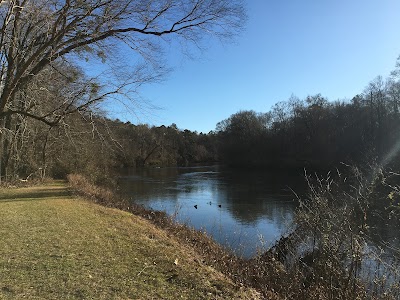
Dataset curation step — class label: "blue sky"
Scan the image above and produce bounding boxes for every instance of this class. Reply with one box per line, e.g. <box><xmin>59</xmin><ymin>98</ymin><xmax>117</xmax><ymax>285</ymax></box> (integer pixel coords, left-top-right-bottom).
<box><xmin>107</xmin><ymin>0</ymin><xmax>400</xmax><ymax>133</ymax></box>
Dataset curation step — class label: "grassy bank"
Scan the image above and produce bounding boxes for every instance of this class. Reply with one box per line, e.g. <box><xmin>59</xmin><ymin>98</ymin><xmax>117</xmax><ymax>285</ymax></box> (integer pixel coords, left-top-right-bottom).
<box><xmin>0</xmin><ymin>182</ymin><xmax>259</xmax><ymax>299</ymax></box>
<box><xmin>66</xmin><ymin>175</ymin><xmax>286</xmax><ymax>299</ymax></box>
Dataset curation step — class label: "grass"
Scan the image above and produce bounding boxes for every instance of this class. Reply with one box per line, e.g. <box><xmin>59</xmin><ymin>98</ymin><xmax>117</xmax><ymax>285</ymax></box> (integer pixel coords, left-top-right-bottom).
<box><xmin>61</xmin><ymin>172</ymin><xmax>400</xmax><ymax>300</ymax></box>
<box><xmin>0</xmin><ymin>181</ymin><xmax>259</xmax><ymax>299</ymax></box>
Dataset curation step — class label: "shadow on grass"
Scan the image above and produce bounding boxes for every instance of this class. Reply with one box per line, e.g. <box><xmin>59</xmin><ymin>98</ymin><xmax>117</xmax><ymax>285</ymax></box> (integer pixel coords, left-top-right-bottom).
<box><xmin>0</xmin><ymin>188</ymin><xmax>72</xmax><ymax>202</ymax></box>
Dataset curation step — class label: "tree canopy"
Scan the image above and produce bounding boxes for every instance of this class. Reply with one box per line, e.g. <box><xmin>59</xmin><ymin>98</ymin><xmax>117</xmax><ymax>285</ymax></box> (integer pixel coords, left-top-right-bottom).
<box><xmin>216</xmin><ymin>58</ymin><xmax>400</xmax><ymax>170</ymax></box>
<box><xmin>0</xmin><ymin>0</ymin><xmax>246</xmax><ymax>123</ymax></box>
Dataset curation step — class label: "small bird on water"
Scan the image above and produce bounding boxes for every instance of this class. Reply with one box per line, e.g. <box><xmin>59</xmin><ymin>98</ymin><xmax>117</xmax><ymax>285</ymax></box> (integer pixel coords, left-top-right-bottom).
<box><xmin>194</xmin><ymin>205</ymin><xmax>198</xmax><ymax>209</ymax></box>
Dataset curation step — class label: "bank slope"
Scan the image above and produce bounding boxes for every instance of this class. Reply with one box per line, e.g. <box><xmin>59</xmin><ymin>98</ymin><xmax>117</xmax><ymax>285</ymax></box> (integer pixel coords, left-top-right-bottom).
<box><xmin>0</xmin><ymin>182</ymin><xmax>258</xmax><ymax>299</ymax></box>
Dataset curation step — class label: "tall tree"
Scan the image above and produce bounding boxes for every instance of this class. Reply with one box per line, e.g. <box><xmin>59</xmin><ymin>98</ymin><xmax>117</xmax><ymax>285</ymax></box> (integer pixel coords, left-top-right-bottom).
<box><xmin>0</xmin><ymin>0</ymin><xmax>246</xmax><ymax>180</ymax></box>
<box><xmin>0</xmin><ymin>0</ymin><xmax>246</xmax><ymax>122</ymax></box>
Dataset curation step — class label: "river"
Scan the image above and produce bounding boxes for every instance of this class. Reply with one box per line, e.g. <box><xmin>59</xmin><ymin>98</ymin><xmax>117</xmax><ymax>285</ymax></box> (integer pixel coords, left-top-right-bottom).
<box><xmin>118</xmin><ymin>165</ymin><xmax>307</xmax><ymax>257</ymax></box>
<box><xmin>118</xmin><ymin>165</ymin><xmax>400</xmax><ymax>261</ymax></box>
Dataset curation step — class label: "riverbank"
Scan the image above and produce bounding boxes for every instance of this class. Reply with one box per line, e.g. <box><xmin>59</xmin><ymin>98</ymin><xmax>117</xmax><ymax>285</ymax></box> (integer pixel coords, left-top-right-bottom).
<box><xmin>0</xmin><ymin>181</ymin><xmax>259</xmax><ymax>299</ymax></box>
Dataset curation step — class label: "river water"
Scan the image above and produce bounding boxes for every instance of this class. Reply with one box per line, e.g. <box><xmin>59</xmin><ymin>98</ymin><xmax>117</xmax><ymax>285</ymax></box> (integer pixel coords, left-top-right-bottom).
<box><xmin>118</xmin><ymin>165</ymin><xmax>307</xmax><ymax>257</ymax></box>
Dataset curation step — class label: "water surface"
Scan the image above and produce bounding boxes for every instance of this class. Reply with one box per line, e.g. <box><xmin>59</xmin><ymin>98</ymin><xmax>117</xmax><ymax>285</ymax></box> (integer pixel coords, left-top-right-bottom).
<box><xmin>118</xmin><ymin>165</ymin><xmax>305</xmax><ymax>257</ymax></box>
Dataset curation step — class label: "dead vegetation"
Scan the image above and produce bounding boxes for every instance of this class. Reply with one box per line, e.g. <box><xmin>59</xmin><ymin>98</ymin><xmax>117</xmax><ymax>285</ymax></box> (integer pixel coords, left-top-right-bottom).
<box><xmin>68</xmin><ymin>169</ymin><xmax>400</xmax><ymax>299</ymax></box>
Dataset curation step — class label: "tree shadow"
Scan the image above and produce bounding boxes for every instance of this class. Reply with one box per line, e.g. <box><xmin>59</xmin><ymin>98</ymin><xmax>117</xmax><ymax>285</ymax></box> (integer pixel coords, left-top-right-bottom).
<box><xmin>0</xmin><ymin>187</ymin><xmax>72</xmax><ymax>202</ymax></box>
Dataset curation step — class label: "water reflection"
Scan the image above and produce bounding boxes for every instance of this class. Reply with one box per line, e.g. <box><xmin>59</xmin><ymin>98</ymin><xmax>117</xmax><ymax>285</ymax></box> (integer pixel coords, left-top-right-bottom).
<box><xmin>118</xmin><ymin>165</ymin><xmax>305</xmax><ymax>257</ymax></box>
<box><xmin>118</xmin><ymin>165</ymin><xmax>400</xmax><ymax>260</ymax></box>
<box><xmin>367</xmin><ymin>205</ymin><xmax>400</xmax><ymax>257</ymax></box>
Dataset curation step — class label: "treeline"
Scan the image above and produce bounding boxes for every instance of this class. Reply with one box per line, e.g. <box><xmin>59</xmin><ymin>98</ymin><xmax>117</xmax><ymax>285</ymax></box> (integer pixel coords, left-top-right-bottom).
<box><xmin>2</xmin><ymin>52</ymin><xmax>400</xmax><ymax>183</ymax></box>
<box><xmin>0</xmin><ymin>112</ymin><xmax>218</xmax><ymax>184</ymax></box>
<box><xmin>4</xmin><ymin>61</ymin><xmax>400</xmax><ymax>183</ymax></box>
<box><xmin>217</xmin><ymin>68</ymin><xmax>400</xmax><ymax>170</ymax></box>
<box><xmin>215</xmin><ymin>58</ymin><xmax>400</xmax><ymax>171</ymax></box>
<box><xmin>111</xmin><ymin>121</ymin><xmax>218</xmax><ymax>168</ymax></box>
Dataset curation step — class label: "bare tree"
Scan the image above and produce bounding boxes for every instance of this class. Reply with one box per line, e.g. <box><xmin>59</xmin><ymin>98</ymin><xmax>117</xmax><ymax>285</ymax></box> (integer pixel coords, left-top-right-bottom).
<box><xmin>0</xmin><ymin>0</ymin><xmax>246</xmax><ymax>180</ymax></box>
<box><xmin>0</xmin><ymin>0</ymin><xmax>245</xmax><ymax>121</ymax></box>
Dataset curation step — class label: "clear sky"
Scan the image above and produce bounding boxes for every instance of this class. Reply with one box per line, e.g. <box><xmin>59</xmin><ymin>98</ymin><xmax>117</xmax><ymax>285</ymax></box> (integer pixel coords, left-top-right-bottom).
<box><xmin>107</xmin><ymin>0</ymin><xmax>400</xmax><ymax>133</ymax></box>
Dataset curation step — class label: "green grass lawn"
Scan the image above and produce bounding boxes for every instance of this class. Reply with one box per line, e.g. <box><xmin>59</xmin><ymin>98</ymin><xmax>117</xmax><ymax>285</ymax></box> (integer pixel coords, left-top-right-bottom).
<box><xmin>0</xmin><ymin>182</ymin><xmax>258</xmax><ymax>299</ymax></box>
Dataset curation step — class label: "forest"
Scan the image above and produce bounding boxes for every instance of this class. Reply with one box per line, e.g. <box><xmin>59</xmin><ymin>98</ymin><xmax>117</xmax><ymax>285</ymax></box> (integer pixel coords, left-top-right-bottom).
<box><xmin>2</xmin><ymin>60</ymin><xmax>400</xmax><ymax>185</ymax></box>
<box><xmin>0</xmin><ymin>0</ymin><xmax>399</xmax><ymax>184</ymax></box>
<box><xmin>216</xmin><ymin>74</ymin><xmax>400</xmax><ymax>171</ymax></box>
